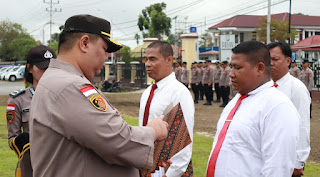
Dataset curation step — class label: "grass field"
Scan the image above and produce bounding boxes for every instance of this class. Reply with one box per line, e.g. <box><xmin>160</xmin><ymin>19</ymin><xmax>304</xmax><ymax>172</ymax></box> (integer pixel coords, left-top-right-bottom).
<box><xmin>1</xmin><ymin>107</ymin><xmax>319</xmax><ymax>176</ymax></box>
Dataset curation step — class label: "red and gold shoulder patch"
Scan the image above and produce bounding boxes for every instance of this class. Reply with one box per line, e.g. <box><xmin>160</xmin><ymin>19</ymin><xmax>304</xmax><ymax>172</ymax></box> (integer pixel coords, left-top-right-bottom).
<box><xmin>7</xmin><ymin>110</ymin><xmax>15</xmax><ymax>124</ymax></box>
<box><xmin>89</xmin><ymin>94</ymin><xmax>107</xmax><ymax>111</ymax></box>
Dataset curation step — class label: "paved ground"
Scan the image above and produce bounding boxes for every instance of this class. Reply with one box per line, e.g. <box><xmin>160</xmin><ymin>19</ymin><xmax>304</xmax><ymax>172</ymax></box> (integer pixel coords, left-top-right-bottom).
<box><xmin>0</xmin><ymin>80</ymin><xmax>319</xmax><ymax>163</ymax></box>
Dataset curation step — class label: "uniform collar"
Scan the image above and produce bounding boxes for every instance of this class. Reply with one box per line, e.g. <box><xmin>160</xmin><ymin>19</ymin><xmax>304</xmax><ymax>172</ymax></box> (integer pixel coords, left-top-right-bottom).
<box><xmin>273</xmin><ymin>72</ymin><xmax>290</xmax><ymax>87</ymax></box>
<box><xmin>29</xmin><ymin>85</ymin><xmax>35</xmax><ymax>95</ymax></box>
<box><xmin>155</xmin><ymin>72</ymin><xmax>175</xmax><ymax>90</ymax></box>
<box><xmin>49</xmin><ymin>59</ymin><xmax>85</xmax><ymax>78</ymax></box>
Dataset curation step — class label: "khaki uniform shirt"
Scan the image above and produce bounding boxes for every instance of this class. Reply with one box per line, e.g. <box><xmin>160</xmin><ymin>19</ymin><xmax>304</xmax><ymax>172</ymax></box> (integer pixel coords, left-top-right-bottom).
<box><xmin>219</xmin><ymin>67</ymin><xmax>231</xmax><ymax>86</ymax></box>
<box><xmin>175</xmin><ymin>66</ymin><xmax>182</xmax><ymax>82</ymax></box>
<box><xmin>202</xmin><ymin>66</ymin><xmax>214</xmax><ymax>84</ymax></box>
<box><xmin>289</xmin><ymin>66</ymin><xmax>301</xmax><ymax>78</ymax></box>
<box><xmin>7</xmin><ymin>86</ymin><xmax>34</xmax><ymax>177</ymax></box>
<box><xmin>181</xmin><ymin>67</ymin><xmax>190</xmax><ymax>84</ymax></box>
<box><xmin>29</xmin><ymin>59</ymin><xmax>154</xmax><ymax>177</ymax></box>
<box><xmin>191</xmin><ymin>67</ymin><xmax>201</xmax><ymax>84</ymax></box>
<box><xmin>199</xmin><ymin>67</ymin><xmax>204</xmax><ymax>83</ymax></box>
<box><xmin>214</xmin><ymin>67</ymin><xmax>222</xmax><ymax>84</ymax></box>
<box><xmin>300</xmin><ymin>67</ymin><xmax>314</xmax><ymax>91</ymax></box>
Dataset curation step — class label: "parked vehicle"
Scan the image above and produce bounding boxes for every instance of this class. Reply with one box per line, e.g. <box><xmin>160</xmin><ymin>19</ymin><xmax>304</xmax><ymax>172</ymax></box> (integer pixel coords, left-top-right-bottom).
<box><xmin>0</xmin><ymin>66</ymin><xmax>14</xmax><ymax>79</ymax></box>
<box><xmin>0</xmin><ymin>66</ymin><xmax>19</xmax><ymax>80</ymax></box>
<box><xmin>4</xmin><ymin>65</ymin><xmax>25</xmax><ymax>81</ymax></box>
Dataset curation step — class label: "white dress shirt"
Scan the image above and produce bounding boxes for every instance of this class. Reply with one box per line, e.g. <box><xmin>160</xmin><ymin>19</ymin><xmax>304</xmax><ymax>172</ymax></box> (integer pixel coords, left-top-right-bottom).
<box><xmin>274</xmin><ymin>72</ymin><xmax>311</xmax><ymax>169</ymax></box>
<box><xmin>207</xmin><ymin>81</ymin><xmax>299</xmax><ymax>177</ymax></box>
<box><xmin>139</xmin><ymin>72</ymin><xmax>194</xmax><ymax>177</ymax></box>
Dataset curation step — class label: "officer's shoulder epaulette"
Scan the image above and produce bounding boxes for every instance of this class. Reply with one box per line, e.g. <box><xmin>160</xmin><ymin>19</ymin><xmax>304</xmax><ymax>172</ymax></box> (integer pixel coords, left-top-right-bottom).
<box><xmin>9</xmin><ymin>88</ymin><xmax>26</xmax><ymax>98</ymax></box>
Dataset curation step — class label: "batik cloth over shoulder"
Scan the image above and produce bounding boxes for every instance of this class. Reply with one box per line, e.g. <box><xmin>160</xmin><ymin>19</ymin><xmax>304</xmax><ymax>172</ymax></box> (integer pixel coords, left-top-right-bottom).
<box><xmin>141</xmin><ymin>103</ymin><xmax>193</xmax><ymax>177</ymax></box>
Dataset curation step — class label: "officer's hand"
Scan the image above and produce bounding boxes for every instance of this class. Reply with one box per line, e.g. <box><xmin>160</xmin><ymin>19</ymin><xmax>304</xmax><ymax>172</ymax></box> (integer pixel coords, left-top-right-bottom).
<box><xmin>147</xmin><ymin>115</ymin><xmax>169</xmax><ymax>141</ymax></box>
<box><xmin>292</xmin><ymin>168</ymin><xmax>304</xmax><ymax>176</ymax></box>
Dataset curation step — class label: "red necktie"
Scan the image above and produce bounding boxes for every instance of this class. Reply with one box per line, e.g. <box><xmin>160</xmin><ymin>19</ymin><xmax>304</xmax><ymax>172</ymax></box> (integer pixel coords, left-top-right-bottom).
<box><xmin>206</xmin><ymin>94</ymin><xmax>249</xmax><ymax>177</ymax></box>
<box><xmin>143</xmin><ymin>84</ymin><xmax>158</xmax><ymax>126</ymax></box>
<box><xmin>273</xmin><ymin>83</ymin><xmax>278</xmax><ymax>87</ymax></box>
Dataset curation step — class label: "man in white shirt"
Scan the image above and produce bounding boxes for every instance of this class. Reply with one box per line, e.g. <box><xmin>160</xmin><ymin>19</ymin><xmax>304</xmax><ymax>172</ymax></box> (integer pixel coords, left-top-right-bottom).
<box><xmin>206</xmin><ymin>40</ymin><xmax>299</xmax><ymax>177</ymax></box>
<box><xmin>268</xmin><ymin>42</ymin><xmax>311</xmax><ymax>177</ymax></box>
<box><xmin>139</xmin><ymin>41</ymin><xmax>194</xmax><ymax>177</ymax></box>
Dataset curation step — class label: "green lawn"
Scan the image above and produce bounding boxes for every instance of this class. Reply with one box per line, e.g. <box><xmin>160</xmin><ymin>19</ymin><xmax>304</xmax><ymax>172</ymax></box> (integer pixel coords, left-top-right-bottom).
<box><xmin>1</xmin><ymin>107</ymin><xmax>319</xmax><ymax>176</ymax></box>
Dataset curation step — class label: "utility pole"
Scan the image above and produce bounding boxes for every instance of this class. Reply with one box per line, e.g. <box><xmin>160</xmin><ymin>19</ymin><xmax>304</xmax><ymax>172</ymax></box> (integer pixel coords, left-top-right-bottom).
<box><xmin>267</xmin><ymin>0</ymin><xmax>271</xmax><ymax>44</ymax></box>
<box><xmin>44</xmin><ymin>0</ymin><xmax>61</xmax><ymax>44</ymax></box>
<box><xmin>173</xmin><ymin>16</ymin><xmax>178</xmax><ymax>60</ymax></box>
<box><xmin>288</xmin><ymin>0</ymin><xmax>292</xmax><ymax>44</ymax></box>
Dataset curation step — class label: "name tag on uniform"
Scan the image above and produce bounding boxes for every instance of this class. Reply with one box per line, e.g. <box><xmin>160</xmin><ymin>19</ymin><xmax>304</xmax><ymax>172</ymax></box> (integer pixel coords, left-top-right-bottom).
<box><xmin>22</xmin><ymin>109</ymin><xmax>30</xmax><ymax>113</ymax></box>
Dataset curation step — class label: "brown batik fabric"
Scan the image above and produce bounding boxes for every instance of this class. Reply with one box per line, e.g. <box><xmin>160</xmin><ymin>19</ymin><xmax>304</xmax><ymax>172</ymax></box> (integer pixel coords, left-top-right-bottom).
<box><xmin>141</xmin><ymin>103</ymin><xmax>193</xmax><ymax>177</ymax></box>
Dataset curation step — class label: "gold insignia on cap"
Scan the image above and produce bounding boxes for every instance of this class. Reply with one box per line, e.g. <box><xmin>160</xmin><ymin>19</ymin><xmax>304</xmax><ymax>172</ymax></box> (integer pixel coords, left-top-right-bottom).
<box><xmin>101</xmin><ymin>31</ymin><xmax>111</xmax><ymax>37</ymax></box>
<box><xmin>6</xmin><ymin>110</ymin><xmax>15</xmax><ymax>124</ymax></box>
<box><xmin>89</xmin><ymin>94</ymin><xmax>107</xmax><ymax>111</ymax></box>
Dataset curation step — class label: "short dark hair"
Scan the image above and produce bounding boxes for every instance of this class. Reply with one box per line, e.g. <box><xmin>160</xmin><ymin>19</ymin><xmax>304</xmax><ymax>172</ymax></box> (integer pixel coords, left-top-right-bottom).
<box><xmin>24</xmin><ymin>64</ymin><xmax>34</xmax><ymax>84</ymax></box>
<box><xmin>58</xmin><ymin>32</ymin><xmax>100</xmax><ymax>53</ymax></box>
<box><xmin>147</xmin><ymin>41</ymin><xmax>173</xmax><ymax>58</ymax></box>
<box><xmin>232</xmin><ymin>40</ymin><xmax>271</xmax><ymax>76</ymax></box>
<box><xmin>267</xmin><ymin>42</ymin><xmax>292</xmax><ymax>58</ymax></box>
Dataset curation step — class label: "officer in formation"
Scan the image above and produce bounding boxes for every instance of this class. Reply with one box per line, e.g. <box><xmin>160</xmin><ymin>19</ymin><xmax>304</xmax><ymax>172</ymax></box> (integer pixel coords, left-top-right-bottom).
<box><xmin>181</xmin><ymin>61</ymin><xmax>190</xmax><ymax>88</ymax></box>
<box><xmin>289</xmin><ymin>60</ymin><xmax>301</xmax><ymax>78</ymax></box>
<box><xmin>213</xmin><ymin>61</ymin><xmax>222</xmax><ymax>103</ymax></box>
<box><xmin>29</xmin><ymin>14</ymin><xmax>169</xmax><ymax>177</ymax></box>
<box><xmin>174</xmin><ymin>61</ymin><xmax>182</xmax><ymax>82</ymax></box>
<box><xmin>202</xmin><ymin>59</ymin><xmax>214</xmax><ymax>105</ymax></box>
<box><xmin>219</xmin><ymin>60</ymin><xmax>231</xmax><ymax>107</ymax></box>
<box><xmin>6</xmin><ymin>45</ymin><xmax>56</xmax><ymax>177</ymax></box>
<box><xmin>198</xmin><ymin>61</ymin><xmax>205</xmax><ymax>100</ymax></box>
<box><xmin>300</xmin><ymin>59</ymin><xmax>314</xmax><ymax>118</ymax></box>
<box><xmin>191</xmin><ymin>61</ymin><xmax>201</xmax><ymax>103</ymax></box>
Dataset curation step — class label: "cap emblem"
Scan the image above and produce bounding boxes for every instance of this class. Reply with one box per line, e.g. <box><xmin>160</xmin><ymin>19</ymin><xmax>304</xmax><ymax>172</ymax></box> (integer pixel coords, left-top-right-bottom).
<box><xmin>44</xmin><ymin>50</ymin><xmax>53</xmax><ymax>59</ymax></box>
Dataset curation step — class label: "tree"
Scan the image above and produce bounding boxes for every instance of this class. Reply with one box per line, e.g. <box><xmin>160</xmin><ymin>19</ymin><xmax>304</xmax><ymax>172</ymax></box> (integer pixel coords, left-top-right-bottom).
<box><xmin>0</xmin><ymin>20</ymin><xmax>26</xmax><ymax>60</ymax></box>
<box><xmin>199</xmin><ymin>33</ymin><xmax>213</xmax><ymax>47</ymax></box>
<box><xmin>47</xmin><ymin>25</ymin><xmax>64</xmax><ymax>44</ymax></box>
<box><xmin>7</xmin><ymin>33</ymin><xmax>37</xmax><ymax>61</ymax></box>
<box><xmin>118</xmin><ymin>46</ymin><xmax>133</xmax><ymax>64</ymax></box>
<box><xmin>137</xmin><ymin>2</ymin><xmax>171</xmax><ymax>40</ymax></box>
<box><xmin>256</xmin><ymin>17</ymin><xmax>297</xmax><ymax>43</ymax></box>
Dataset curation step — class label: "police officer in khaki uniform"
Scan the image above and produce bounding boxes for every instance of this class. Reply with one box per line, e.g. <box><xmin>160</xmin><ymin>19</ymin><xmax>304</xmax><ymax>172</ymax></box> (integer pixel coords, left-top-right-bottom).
<box><xmin>300</xmin><ymin>59</ymin><xmax>314</xmax><ymax>118</ymax></box>
<box><xmin>202</xmin><ymin>59</ymin><xmax>214</xmax><ymax>105</ymax></box>
<box><xmin>213</xmin><ymin>61</ymin><xmax>222</xmax><ymax>103</ymax></box>
<box><xmin>29</xmin><ymin>14</ymin><xmax>169</xmax><ymax>177</ymax></box>
<box><xmin>181</xmin><ymin>61</ymin><xmax>190</xmax><ymax>88</ymax></box>
<box><xmin>289</xmin><ymin>60</ymin><xmax>301</xmax><ymax>78</ymax></box>
<box><xmin>198</xmin><ymin>61</ymin><xmax>205</xmax><ymax>100</ymax></box>
<box><xmin>191</xmin><ymin>61</ymin><xmax>201</xmax><ymax>103</ymax></box>
<box><xmin>7</xmin><ymin>45</ymin><xmax>56</xmax><ymax>177</ymax></box>
<box><xmin>219</xmin><ymin>60</ymin><xmax>231</xmax><ymax>107</ymax></box>
<box><xmin>175</xmin><ymin>62</ymin><xmax>182</xmax><ymax>82</ymax></box>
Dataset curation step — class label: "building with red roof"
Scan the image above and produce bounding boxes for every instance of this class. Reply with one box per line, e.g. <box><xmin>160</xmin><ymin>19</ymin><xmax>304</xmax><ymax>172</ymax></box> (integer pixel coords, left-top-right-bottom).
<box><xmin>208</xmin><ymin>13</ymin><xmax>320</xmax><ymax>45</ymax></box>
<box><xmin>292</xmin><ymin>35</ymin><xmax>320</xmax><ymax>62</ymax></box>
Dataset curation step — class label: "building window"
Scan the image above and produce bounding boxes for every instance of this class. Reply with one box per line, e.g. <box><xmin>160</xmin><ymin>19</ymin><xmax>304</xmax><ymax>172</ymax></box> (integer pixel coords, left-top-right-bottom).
<box><xmin>240</xmin><ymin>33</ymin><xmax>244</xmax><ymax>43</ymax></box>
<box><xmin>305</xmin><ymin>52</ymin><xmax>309</xmax><ymax>59</ymax></box>
<box><xmin>235</xmin><ymin>34</ymin><xmax>239</xmax><ymax>43</ymax></box>
<box><xmin>315</xmin><ymin>31</ymin><xmax>320</xmax><ymax>35</ymax></box>
<box><xmin>305</xmin><ymin>31</ymin><xmax>309</xmax><ymax>38</ymax></box>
